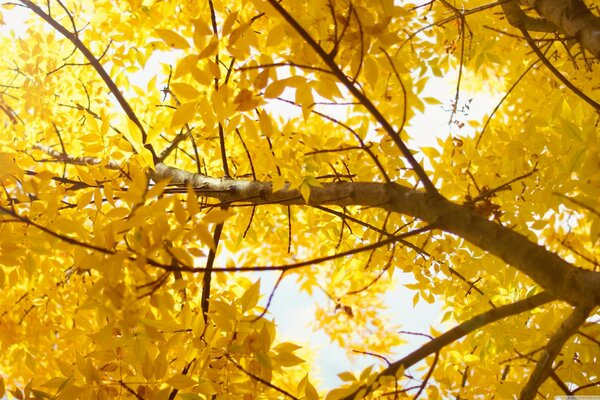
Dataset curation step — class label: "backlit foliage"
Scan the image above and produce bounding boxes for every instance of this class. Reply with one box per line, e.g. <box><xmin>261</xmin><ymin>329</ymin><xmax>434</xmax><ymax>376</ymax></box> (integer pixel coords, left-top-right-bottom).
<box><xmin>0</xmin><ymin>0</ymin><xmax>599</xmax><ymax>399</ymax></box>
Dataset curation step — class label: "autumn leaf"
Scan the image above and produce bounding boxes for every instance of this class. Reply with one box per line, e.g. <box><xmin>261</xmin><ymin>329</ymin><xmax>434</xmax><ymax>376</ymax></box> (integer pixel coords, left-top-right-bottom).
<box><xmin>155</xmin><ymin>28</ymin><xmax>190</xmax><ymax>49</ymax></box>
<box><xmin>171</xmin><ymin>101</ymin><xmax>197</xmax><ymax>127</ymax></box>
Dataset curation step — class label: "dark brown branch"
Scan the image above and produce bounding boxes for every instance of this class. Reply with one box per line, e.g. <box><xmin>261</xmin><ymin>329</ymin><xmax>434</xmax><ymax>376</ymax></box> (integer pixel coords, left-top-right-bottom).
<box><xmin>342</xmin><ymin>292</ymin><xmax>556</xmax><ymax>400</ymax></box>
<box><xmin>153</xmin><ymin>226</ymin><xmax>434</xmax><ymax>274</ymax></box>
<box><xmin>519</xmin><ymin>27</ymin><xmax>600</xmax><ymax>111</ymax></box>
<box><xmin>32</xmin><ymin>144</ymin><xmax>121</xmax><ymax>169</ymax></box>
<box><xmin>519</xmin><ymin>306</ymin><xmax>592</xmax><ymax>400</ymax></box>
<box><xmin>413</xmin><ymin>352</ymin><xmax>439</xmax><ymax>400</ymax></box>
<box><xmin>118</xmin><ymin>380</ymin><xmax>146</xmax><ymax>400</ymax></box>
<box><xmin>200</xmin><ymin>221</ymin><xmax>224</xmax><ymax>316</ymax></box>
<box><xmin>274</xmin><ymin>97</ymin><xmax>390</xmax><ymax>182</ymax></box>
<box><xmin>265</xmin><ymin>0</ymin><xmax>438</xmax><ymax>194</ymax></box>
<box><xmin>237</xmin><ymin>61</ymin><xmax>332</xmax><ymax>74</ymax></box>
<box><xmin>554</xmin><ymin>192</ymin><xmax>600</xmax><ymax>218</ymax></box>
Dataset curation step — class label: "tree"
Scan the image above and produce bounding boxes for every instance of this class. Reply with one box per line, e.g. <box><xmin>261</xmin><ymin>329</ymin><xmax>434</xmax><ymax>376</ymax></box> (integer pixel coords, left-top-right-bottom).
<box><xmin>0</xmin><ymin>0</ymin><xmax>599</xmax><ymax>398</ymax></box>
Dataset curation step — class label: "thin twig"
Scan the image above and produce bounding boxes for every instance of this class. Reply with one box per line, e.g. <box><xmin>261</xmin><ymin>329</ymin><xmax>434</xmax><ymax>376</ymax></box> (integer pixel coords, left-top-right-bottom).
<box><xmin>19</xmin><ymin>0</ymin><xmax>157</xmax><ymax>159</ymax></box>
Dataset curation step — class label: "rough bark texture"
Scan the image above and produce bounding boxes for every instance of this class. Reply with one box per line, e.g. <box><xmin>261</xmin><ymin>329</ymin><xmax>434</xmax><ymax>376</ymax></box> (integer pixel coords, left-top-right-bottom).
<box><xmin>154</xmin><ymin>163</ymin><xmax>600</xmax><ymax>307</ymax></box>
<box><xmin>523</xmin><ymin>0</ymin><xmax>600</xmax><ymax>58</ymax></box>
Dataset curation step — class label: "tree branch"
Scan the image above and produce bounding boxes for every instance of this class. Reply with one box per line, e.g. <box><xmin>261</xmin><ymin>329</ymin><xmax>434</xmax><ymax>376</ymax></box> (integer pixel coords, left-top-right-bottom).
<box><xmin>264</xmin><ymin>0</ymin><xmax>438</xmax><ymax>194</ymax></box>
<box><xmin>523</xmin><ymin>0</ymin><xmax>600</xmax><ymax>59</ymax></box>
<box><xmin>519</xmin><ymin>305</ymin><xmax>592</xmax><ymax>400</ymax></box>
<box><xmin>342</xmin><ymin>291</ymin><xmax>556</xmax><ymax>400</ymax></box>
<box><xmin>500</xmin><ymin>1</ymin><xmax>600</xmax><ymax>111</ymax></box>
<box><xmin>152</xmin><ymin>162</ymin><xmax>600</xmax><ymax>307</ymax></box>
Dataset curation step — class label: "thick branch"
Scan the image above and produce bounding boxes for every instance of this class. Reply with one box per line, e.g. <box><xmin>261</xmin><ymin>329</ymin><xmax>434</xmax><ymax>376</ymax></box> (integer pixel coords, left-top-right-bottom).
<box><xmin>342</xmin><ymin>292</ymin><xmax>556</xmax><ymax>400</ymax></box>
<box><xmin>519</xmin><ymin>306</ymin><xmax>592</xmax><ymax>400</ymax></box>
<box><xmin>504</xmin><ymin>0</ymin><xmax>600</xmax><ymax>59</ymax></box>
<box><xmin>153</xmin><ymin>163</ymin><xmax>600</xmax><ymax>307</ymax></box>
<box><xmin>501</xmin><ymin>0</ymin><xmax>557</xmax><ymax>32</ymax></box>
<box><xmin>526</xmin><ymin>0</ymin><xmax>600</xmax><ymax>59</ymax></box>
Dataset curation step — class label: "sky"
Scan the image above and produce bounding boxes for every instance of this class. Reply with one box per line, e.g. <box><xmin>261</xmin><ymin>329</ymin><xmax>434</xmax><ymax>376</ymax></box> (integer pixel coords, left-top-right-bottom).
<box><xmin>0</xmin><ymin>1</ymin><xmax>503</xmax><ymax>393</ymax></box>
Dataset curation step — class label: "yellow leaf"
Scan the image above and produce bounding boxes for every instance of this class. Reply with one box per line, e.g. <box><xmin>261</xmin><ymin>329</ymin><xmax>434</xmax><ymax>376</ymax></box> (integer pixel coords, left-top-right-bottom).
<box><xmin>171</xmin><ymin>101</ymin><xmax>197</xmax><ymax>128</ymax></box>
<box><xmin>191</xmin><ymin>65</ymin><xmax>212</xmax><ymax>86</ymax></box>
<box><xmin>76</xmin><ymin>167</ymin><xmax>97</xmax><ymax>187</ymax></box>
<box><xmin>170</xmin><ymin>82</ymin><xmax>202</xmax><ymax>99</ymax></box>
<box><xmin>192</xmin><ymin>18</ymin><xmax>213</xmax><ymax>36</ymax></box>
<box><xmin>413</xmin><ymin>292</ymin><xmax>419</xmax><ymax>307</ymax></box>
<box><xmin>259</xmin><ymin>112</ymin><xmax>273</xmax><ymax>136</ymax></box>
<box><xmin>304</xmin><ymin>377</ymin><xmax>319</xmax><ymax>400</ymax></box>
<box><xmin>273</xmin><ymin>351</ymin><xmax>304</xmax><ymax>367</ymax></box>
<box><xmin>234</xmin><ymin>88</ymin><xmax>260</xmax><ymax>111</ymax></box>
<box><xmin>304</xmin><ymin>176</ymin><xmax>323</xmax><ymax>188</ymax></box>
<box><xmin>222</xmin><ymin>11</ymin><xmax>239</xmax><ymax>36</ymax></box>
<box><xmin>240</xmin><ymin>279</ymin><xmax>260</xmax><ymax>312</ymax></box>
<box><xmin>274</xmin><ymin>342</ymin><xmax>302</xmax><ymax>353</ymax></box>
<box><xmin>264</xmin><ymin>79</ymin><xmax>286</xmax><ymax>98</ymax></box>
<box><xmin>314</xmin><ymin>77</ymin><xmax>342</xmax><ymax>100</ymax></box>
<box><xmin>154</xmin><ymin>352</ymin><xmax>168</xmax><ymax>380</ymax></box>
<box><xmin>147</xmin><ymin>179</ymin><xmax>170</xmax><ymax>199</ymax></box>
<box><xmin>207</xmin><ymin>60</ymin><xmax>221</xmax><ymax>79</ymax></box>
<box><xmin>142</xmin><ymin>353</ymin><xmax>154</xmax><ymax>380</ymax></box>
<box><xmin>124</xmin><ymin>117</ymin><xmax>144</xmax><ymax>153</ymax></box>
<box><xmin>193</xmin><ymin>223</ymin><xmax>215</xmax><ymax>250</ymax></box>
<box><xmin>254</xmin><ymin>69</ymin><xmax>269</xmax><ymax>90</ymax></box>
<box><xmin>173</xmin><ymin>198</ymin><xmax>187</xmax><ymax>224</ymax></box>
<box><xmin>174</xmin><ymin>54</ymin><xmax>199</xmax><ymax>78</ymax></box>
<box><xmin>0</xmin><ymin>376</ymin><xmax>4</xmax><ymax>398</ymax></box>
<box><xmin>167</xmin><ymin>374</ymin><xmax>197</xmax><ymax>390</ymax></box>
<box><xmin>137</xmin><ymin>147</ymin><xmax>155</xmax><ymax>168</ymax></box>
<box><xmin>300</xmin><ymin>182</ymin><xmax>311</xmax><ymax>203</ymax></box>
<box><xmin>423</xmin><ymin>96</ymin><xmax>442</xmax><ymax>105</ymax></box>
<box><xmin>186</xmin><ymin>185</ymin><xmax>200</xmax><ymax>215</ymax></box>
<box><xmin>463</xmin><ymin>354</ymin><xmax>480</xmax><ymax>366</ymax></box>
<box><xmin>203</xmin><ymin>209</ymin><xmax>235</xmax><ymax>224</ymax></box>
<box><xmin>0</xmin><ymin>153</ymin><xmax>22</xmax><ymax>180</ymax></box>
<box><xmin>198</xmin><ymin>37</ymin><xmax>219</xmax><ymax>59</ymax></box>
<box><xmin>272</xmin><ymin>175</ymin><xmax>286</xmax><ymax>192</ymax></box>
<box><xmin>76</xmin><ymin>190</ymin><xmax>94</xmax><ymax>210</ymax></box>
<box><xmin>155</xmin><ymin>29</ymin><xmax>189</xmax><ymax>49</ymax></box>
<box><xmin>364</xmin><ymin>56</ymin><xmax>378</xmax><ymax>88</ymax></box>
<box><xmin>337</xmin><ymin>371</ymin><xmax>355</xmax><ymax>382</ymax></box>
<box><xmin>170</xmin><ymin>247</ymin><xmax>195</xmax><ymax>268</ymax></box>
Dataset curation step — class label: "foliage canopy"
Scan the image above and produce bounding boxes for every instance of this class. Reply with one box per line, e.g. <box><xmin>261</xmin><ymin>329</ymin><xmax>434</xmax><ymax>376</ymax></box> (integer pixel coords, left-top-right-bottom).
<box><xmin>0</xmin><ymin>0</ymin><xmax>599</xmax><ymax>399</ymax></box>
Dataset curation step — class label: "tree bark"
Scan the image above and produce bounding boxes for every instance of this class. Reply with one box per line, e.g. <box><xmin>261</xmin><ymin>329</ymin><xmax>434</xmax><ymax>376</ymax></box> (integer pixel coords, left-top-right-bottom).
<box><xmin>153</xmin><ymin>163</ymin><xmax>600</xmax><ymax>308</ymax></box>
<box><xmin>521</xmin><ymin>0</ymin><xmax>600</xmax><ymax>59</ymax></box>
